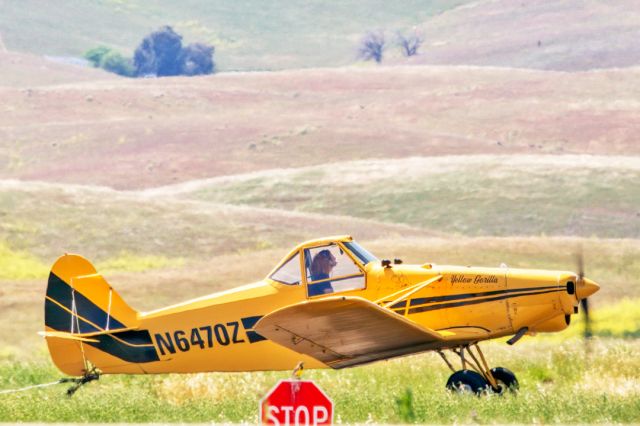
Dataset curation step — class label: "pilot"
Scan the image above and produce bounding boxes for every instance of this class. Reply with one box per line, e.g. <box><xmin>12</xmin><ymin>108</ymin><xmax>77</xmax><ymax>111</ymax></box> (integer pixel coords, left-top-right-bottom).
<box><xmin>308</xmin><ymin>249</ymin><xmax>337</xmax><ymax>296</ymax></box>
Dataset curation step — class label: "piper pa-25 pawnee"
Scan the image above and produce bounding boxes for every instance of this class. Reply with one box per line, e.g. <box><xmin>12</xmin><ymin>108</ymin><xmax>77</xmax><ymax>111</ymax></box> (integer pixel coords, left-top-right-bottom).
<box><xmin>43</xmin><ymin>235</ymin><xmax>599</xmax><ymax>394</ymax></box>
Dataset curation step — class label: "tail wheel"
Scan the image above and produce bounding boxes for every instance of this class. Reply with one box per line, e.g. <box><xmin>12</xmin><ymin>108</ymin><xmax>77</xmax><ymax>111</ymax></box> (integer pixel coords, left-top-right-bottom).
<box><xmin>446</xmin><ymin>370</ymin><xmax>488</xmax><ymax>395</ymax></box>
<box><xmin>489</xmin><ymin>367</ymin><xmax>519</xmax><ymax>394</ymax></box>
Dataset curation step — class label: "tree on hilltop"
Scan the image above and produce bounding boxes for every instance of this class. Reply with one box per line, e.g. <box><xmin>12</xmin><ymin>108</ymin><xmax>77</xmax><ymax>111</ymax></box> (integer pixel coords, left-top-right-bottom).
<box><xmin>134</xmin><ymin>26</ymin><xmax>183</xmax><ymax>77</ymax></box>
<box><xmin>180</xmin><ymin>43</ymin><xmax>215</xmax><ymax>75</ymax></box>
<box><xmin>85</xmin><ymin>26</ymin><xmax>215</xmax><ymax>78</ymax></box>
<box><xmin>359</xmin><ymin>31</ymin><xmax>385</xmax><ymax>63</ymax></box>
<box><xmin>397</xmin><ymin>29</ymin><xmax>423</xmax><ymax>57</ymax></box>
<box><xmin>133</xmin><ymin>26</ymin><xmax>215</xmax><ymax>77</ymax></box>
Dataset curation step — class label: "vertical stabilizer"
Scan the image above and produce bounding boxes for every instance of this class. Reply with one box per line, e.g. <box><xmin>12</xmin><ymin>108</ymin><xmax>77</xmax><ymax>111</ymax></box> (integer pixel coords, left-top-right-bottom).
<box><xmin>44</xmin><ymin>254</ymin><xmax>155</xmax><ymax>375</ymax></box>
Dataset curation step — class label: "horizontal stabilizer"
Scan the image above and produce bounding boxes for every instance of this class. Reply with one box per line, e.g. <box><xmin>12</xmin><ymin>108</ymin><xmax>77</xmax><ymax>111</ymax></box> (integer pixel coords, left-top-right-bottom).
<box><xmin>38</xmin><ymin>331</ymin><xmax>99</xmax><ymax>343</ymax></box>
<box><xmin>255</xmin><ymin>296</ymin><xmax>445</xmax><ymax>369</ymax></box>
<box><xmin>39</xmin><ymin>326</ymin><xmax>139</xmax><ymax>343</ymax></box>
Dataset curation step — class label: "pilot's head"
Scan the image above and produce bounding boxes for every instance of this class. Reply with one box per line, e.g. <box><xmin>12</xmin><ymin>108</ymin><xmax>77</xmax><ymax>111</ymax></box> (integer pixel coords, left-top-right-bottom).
<box><xmin>313</xmin><ymin>249</ymin><xmax>337</xmax><ymax>275</ymax></box>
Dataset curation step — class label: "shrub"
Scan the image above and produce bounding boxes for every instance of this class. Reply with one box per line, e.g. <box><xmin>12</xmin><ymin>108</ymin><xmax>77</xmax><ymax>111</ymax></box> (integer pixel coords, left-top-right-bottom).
<box><xmin>84</xmin><ymin>46</ymin><xmax>112</xmax><ymax>67</ymax></box>
<box><xmin>179</xmin><ymin>42</ymin><xmax>215</xmax><ymax>75</ymax></box>
<box><xmin>100</xmin><ymin>51</ymin><xmax>135</xmax><ymax>77</ymax></box>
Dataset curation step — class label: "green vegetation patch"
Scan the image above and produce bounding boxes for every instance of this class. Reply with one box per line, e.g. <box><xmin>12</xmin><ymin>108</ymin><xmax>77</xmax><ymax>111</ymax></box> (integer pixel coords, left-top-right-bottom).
<box><xmin>0</xmin><ymin>241</ymin><xmax>49</xmax><ymax>279</ymax></box>
<box><xmin>547</xmin><ymin>298</ymin><xmax>640</xmax><ymax>340</ymax></box>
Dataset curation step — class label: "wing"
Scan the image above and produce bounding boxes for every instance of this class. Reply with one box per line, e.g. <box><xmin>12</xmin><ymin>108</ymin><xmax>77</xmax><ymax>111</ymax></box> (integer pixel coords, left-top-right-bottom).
<box><xmin>254</xmin><ymin>296</ymin><xmax>446</xmax><ymax>369</ymax></box>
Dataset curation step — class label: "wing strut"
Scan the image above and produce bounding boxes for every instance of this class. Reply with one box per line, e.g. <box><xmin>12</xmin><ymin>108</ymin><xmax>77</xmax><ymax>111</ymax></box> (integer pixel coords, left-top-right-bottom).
<box><xmin>376</xmin><ymin>275</ymin><xmax>443</xmax><ymax>309</ymax></box>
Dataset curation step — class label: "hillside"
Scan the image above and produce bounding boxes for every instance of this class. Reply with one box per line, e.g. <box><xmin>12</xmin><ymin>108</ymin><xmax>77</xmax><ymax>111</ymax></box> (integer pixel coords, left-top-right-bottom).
<box><xmin>2</xmin><ymin>66</ymin><xmax>639</xmax><ymax>189</ymax></box>
<box><xmin>0</xmin><ymin>180</ymin><xmax>433</xmax><ymax>263</ymax></box>
<box><xmin>407</xmin><ymin>0</ymin><xmax>640</xmax><ymax>71</ymax></box>
<box><xmin>160</xmin><ymin>155</ymin><xmax>640</xmax><ymax>239</ymax></box>
<box><xmin>0</xmin><ymin>51</ymin><xmax>115</xmax><ymax>87</ymax></box>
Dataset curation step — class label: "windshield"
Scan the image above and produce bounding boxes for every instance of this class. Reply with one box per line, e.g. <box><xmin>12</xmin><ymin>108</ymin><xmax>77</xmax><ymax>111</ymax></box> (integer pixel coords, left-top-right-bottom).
<box><xmin>343</xmin><ymin>241</ymin><xmax>378</xmax><ymax>265</ymax></box>
<box><xmin>269</xmin><ymin>252</ymin><xmax>301</xmax><ymax>285</ymax></box>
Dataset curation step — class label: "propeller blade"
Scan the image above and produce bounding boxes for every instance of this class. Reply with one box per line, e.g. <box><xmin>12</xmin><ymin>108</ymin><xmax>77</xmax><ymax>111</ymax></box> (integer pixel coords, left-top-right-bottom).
<box><xmin>575</xmin><ymin>246</ymin><xmax>584</xmax><ymax>282</ymax></box>
<box><xmin>581</xmin><ymin>297</ymin><xmax>592</xmax><ymax>339</ymax></box>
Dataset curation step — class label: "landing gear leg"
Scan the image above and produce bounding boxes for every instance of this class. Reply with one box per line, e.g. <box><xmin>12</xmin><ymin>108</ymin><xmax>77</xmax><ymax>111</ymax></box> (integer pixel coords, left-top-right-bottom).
<box><xmin>438</xmin><ymin>344</ymin><xmax>518</xmax><ymax>395</ymax></box>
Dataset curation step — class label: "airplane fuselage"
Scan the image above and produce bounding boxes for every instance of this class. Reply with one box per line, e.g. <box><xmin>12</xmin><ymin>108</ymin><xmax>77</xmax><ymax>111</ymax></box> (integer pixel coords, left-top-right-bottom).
<box><xmin>44</xmin><ymin>236</ymin><xmax>598</xmax><ymax>376</ymax></box>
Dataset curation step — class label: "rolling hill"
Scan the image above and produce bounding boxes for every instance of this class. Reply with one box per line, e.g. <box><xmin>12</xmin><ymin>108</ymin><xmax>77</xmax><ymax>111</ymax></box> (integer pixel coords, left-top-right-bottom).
<box><xmin>2</xmin><ymin>65</ymin><xmax>639</xmax><ymax>189</ymax></box>
<box><xmin>159</xmin><ymin>154</ymin><xmax>640</xmax><ymax>238</ymax></box>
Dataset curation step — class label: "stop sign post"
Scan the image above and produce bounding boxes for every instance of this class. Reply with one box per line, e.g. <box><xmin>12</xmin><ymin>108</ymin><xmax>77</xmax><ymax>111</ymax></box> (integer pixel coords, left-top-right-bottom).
<box><xmin>260</xmin><ymin>380</ymin><xmax>333</xmax><ymax>425</ymax></box>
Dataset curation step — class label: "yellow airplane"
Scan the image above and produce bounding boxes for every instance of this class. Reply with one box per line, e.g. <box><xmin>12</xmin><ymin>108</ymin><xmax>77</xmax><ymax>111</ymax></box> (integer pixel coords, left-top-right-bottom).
<box><xmin>43</xmin><ymin>235</ymin><xmax>599</xmax><ymax>394</ymax></box>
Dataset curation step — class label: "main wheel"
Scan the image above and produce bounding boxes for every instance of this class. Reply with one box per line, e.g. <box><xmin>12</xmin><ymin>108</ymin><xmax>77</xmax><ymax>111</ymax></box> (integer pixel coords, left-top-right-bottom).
<box><xmin>446</xmin><ymin>370</ymin><xmax>489</xmax><ymax>395</ymax></box>
<box><xmin>489</xmin><ymin>367</ymin><xmax>519</xmax><ymax>394</ymax></box>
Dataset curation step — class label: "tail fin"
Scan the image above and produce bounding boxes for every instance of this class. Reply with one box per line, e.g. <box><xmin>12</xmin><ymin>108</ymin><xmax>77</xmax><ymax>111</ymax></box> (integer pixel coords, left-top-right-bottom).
<box><xmin>44</xmin><ymin>254</ymin><xmax>157</xmax><ymax>375</ymax></box>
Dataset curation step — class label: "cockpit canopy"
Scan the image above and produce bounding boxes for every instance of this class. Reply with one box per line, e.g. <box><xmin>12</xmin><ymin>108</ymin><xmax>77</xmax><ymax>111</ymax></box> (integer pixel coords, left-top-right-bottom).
<box><xmin>268</xmin><ymin>237</ymin><xmax>377</xmax><ymax>298</ymax></box>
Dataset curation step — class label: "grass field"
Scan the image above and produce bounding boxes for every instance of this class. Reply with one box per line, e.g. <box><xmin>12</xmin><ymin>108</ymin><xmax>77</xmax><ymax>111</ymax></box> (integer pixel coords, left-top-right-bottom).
<box><xmin>1</xmin><ymin>177</ymin><xmax>636</xmax><ymax>423</ymax></box>
<box><xmin>0</xmin><ymin>181</ymin><xmax>434</xmax><ymax>263</ymax></box>
<box><xmin>1</xmin><ymin>338</ymin><xmax>639</xmax><ymax>423</ymax></box>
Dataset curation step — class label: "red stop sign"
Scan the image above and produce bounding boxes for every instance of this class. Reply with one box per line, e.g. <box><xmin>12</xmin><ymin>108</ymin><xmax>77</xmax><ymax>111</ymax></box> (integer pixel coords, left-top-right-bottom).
<box><xmin>260</xmin><ymin>380</ymin><xmax>333</xmax><ymax>425</ymax></box>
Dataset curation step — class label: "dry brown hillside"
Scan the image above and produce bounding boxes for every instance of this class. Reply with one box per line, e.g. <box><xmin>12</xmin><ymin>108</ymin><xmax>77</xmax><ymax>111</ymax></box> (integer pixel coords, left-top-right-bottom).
<box><xmin>407</xmin><ymin>0</ymin><xmax>640</xmax><ymax>71</ymax></box>
<box><xmin>1</xmin><ymin>65</ymin><xmax>639</xmax><ymax>189</ymax></box>
<box><xmin>0</xmin><ymin>51</ymin><xmax>115</xmax><ymax>87</ymax></box>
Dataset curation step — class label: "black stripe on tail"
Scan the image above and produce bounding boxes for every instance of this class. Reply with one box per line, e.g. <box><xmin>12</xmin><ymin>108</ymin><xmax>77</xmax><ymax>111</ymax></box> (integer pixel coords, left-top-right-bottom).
<box><xmin>45</xmin><ymin>272</ymin><xmax>159</xmax><ymax>363</ymax></box>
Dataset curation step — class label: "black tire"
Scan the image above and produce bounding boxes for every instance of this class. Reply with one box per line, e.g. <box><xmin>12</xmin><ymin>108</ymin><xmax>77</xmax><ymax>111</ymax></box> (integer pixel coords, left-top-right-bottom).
<box><xmin>490</xmin><ymin>367</ymin><xmax>519</xmax><ymax>394</ymax></box>
<box><xmin>446</xmin><ymin>370</ymin><xmax>489</xmax><ymax>395</ymax></box>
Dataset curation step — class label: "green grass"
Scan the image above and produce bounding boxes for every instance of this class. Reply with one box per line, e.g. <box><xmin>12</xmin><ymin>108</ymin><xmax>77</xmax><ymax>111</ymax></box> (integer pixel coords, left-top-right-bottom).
<box><xmin>2</xmin><ymin>298</ymin><xmax>639</xmax><ymax>422</ymax></box>
<box><xmin>180</xmin><ymin>155</ymin><xmax>640</xmax><ymax>239</ymax></box>
<box><xmin>0</xmin><ymin>241</ymin><xmax>49</xmax><ymax>279</ymax></box>
<box><xmin>551</xmin><ymin>298</ymin><xmax>640</xmax><ymax>339</ymax></box>
<box><xmin>0</xmin><ymin>0</ymin><xmax>469</xmax><ymax>71</ymax></box>
<box><xmin>1</xmin><ymin>339</ymin><xmax>639</xmax><ymax>423</ymax></box>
